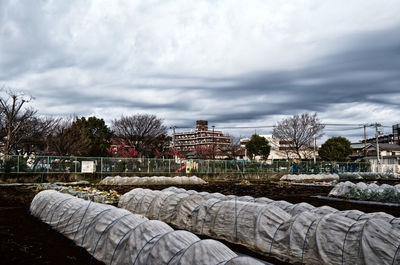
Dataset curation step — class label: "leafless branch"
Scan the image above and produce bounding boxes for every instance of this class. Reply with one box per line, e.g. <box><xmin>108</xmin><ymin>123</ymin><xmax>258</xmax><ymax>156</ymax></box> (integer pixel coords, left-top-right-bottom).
<box><xmin>272</xmin><ymin>112</ymin><xmax>324</xmax><ymax>160</ymax></box>
<box><xmin>112</xmin><ymin>114</ymin><xmax>167</xmax><ymax>157</ymax></box>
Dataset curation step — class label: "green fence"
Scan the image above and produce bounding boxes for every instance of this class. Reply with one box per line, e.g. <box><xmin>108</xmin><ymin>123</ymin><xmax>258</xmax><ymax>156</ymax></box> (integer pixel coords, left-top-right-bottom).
<box><xmin>0</xmin><ymin>155</ymin><xmax>370</xmax><ymax>175</ymax></box>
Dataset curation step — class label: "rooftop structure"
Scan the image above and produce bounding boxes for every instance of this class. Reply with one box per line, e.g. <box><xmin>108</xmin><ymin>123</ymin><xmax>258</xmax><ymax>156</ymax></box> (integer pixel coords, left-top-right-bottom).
<box><xmin>363</xmin><ymin>123</ymin><xmax>400</xmax><ymax>145</ymax></box>
<box><xmin>350</xmin><ymin>142</ymin><xmax>400</xmax><ymax>173</ymax></box>
<box><xmin>173</xmin><ymin>120</ymin><xmax>231</xmax><ymax>154</ymax></box>
<box><xmin>350</xmin><ymin>142</ymin><xmax>400</xmax><ymax>160</ymax></box>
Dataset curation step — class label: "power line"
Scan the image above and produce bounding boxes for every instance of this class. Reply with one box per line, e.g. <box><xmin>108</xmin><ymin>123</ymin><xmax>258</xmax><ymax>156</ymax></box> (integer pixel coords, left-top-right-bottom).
<box><xmin>212</xmin><ymin>125</ymin><xmax>275</xmax><ymax>129</ymax></box>
<box><xmin>323</xmin><ymin>123</ymin><xmax>365</xmax><ymax>126</ymax></box>
<box><xmin>169</xmin><ymin>123</ymin><xmax>380</xmax><ymax>130</ymax></box>
<box><xmin>169</xmin><ymin>125</ymin><xmax>274</xmax><ymax>130</ymax></box>
<box><xmin>324</xmin><ymin>127</ymin><xmax>364</xmax><ymax>131</ymax></box>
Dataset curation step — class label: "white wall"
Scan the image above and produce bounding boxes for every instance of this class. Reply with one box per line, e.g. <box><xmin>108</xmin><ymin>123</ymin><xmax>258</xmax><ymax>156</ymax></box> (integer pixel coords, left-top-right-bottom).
<box><xmin>367</xmin><ymin>157</ymin><xmax>400</xmax><ymax>173</ymax></box>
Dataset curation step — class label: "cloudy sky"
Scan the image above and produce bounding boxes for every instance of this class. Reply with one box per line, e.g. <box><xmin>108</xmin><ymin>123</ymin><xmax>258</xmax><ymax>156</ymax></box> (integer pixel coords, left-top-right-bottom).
<box><xmin>1</xmin><ymin>0</ymin><xmax>400</xmax><ymax>141</ymax></box>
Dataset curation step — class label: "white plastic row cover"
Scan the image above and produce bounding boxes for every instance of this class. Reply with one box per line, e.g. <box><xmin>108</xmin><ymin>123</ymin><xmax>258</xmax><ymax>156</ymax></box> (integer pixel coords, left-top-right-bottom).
<box><xmin>100</xmin><ymin>176</ymin><xmax>207</xmax><ymax>185</ymax></box>
<box><xmin>280</xmin><ymin>174</ymin><xmax>339</xmax><ymax>182</ymax></box>
<box><xmin>338</xmin><ymin>172</ymin><xmax>400</xmax><ymax>180</ymax></box>
<box><xmin>30</xmin><ymin>190</ymin><xmax>267</xmax><ymax>265</ymax></box>
<box><xmin>119</xmin><ymin>187</ymin><xmax>400</xmax><ymax>265</ymax></box>
<box><xmin>329</xmin><ymin>181</ymin><xmax>400</xmax><ymax>202</ymax></box>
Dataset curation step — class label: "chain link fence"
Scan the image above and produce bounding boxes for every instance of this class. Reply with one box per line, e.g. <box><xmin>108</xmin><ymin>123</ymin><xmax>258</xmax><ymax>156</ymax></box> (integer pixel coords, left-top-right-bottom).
<box><xmin>0</xmin><ymin>155</ymin><xmax>370</xmax><ymax>174</ymax></box>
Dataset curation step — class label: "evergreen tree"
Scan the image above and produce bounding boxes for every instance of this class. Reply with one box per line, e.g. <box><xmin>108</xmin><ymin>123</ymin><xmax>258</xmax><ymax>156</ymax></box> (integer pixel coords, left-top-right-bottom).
<box><xmin>318</xmin><ymin>136</ymin><xmax>352</xmax><ymax>161</ymax></box>
<box><xmin>74</xmin><ymin>116</ymin><xmax>113</xmax><ymax>157</ymax></box>
<box><xmin>245</xmin><ymin>134</ymin><xmax>271</xmax><ymax>160</ymax></box>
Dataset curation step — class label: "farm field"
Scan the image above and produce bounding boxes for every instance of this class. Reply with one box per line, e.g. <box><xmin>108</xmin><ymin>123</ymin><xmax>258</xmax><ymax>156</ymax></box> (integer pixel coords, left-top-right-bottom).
<box><xmin>0</xmin><ymin>185</ymin><xmax>103</xmax><ymax>265</ymax></box>
<box><xmin>99</xmin><ymin>181</ymin><xmax>400</xmax><ymax>217</ymax></box>
<box><xmin>1</xmin><ymin>181</ymin><xmax>399</xmax><ymax>265</ymax></box>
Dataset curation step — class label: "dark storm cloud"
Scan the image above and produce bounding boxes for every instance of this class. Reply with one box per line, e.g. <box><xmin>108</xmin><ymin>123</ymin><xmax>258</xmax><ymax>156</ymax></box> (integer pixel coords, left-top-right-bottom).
<box><xmin>1</xmin><ymin>0</ymin><xmax>400</xmax><ymax>143</ymax></box>
<box><xmin>0</xmin><ymin>1</ymin><xmax>69</xmax><ymax>79</ymax></box>
<box><xmin>35</xmin><ymin>88</ymin><xmax>191</xmax><ymax>115</ymax></box>
<box><xmin>193</xmin><ymin>26</ymin><xmax>400</xmax><ymax>124</ymax></box>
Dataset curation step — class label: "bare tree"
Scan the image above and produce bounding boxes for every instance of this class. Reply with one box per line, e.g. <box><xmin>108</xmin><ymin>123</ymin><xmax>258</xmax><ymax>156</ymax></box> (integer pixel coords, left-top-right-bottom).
<box><xmin>112</xmin><ymin>114</ymin><xmax>167</xmax><ymax>157</ymax></box>
<box><xmin>193</xmin><ymin>145</ymin><xmax>214</xmax><ymax>159</ymax></box>
<box><xmin>272</xmin><ymin>112</ymin><xmax>324</xmax><ymax>160</ymax></box>
<box><xmin>46</xmin><ymin>117</ymin><xmax>91</xmax><ymax>156</ymax></box>
<box><xmin>0</xmin><ymin>90</ymin><xmax>36</xmax><ymax>154</ymax></box>
<box><xmin>15</xmin><ymin>116</ymin><xmax>59</xmax><ymax>154</ymax></box>
<box><xmin>218</xmin><ymin>135</ymin><xmax>241</xmax><ymax>160</ymax></box>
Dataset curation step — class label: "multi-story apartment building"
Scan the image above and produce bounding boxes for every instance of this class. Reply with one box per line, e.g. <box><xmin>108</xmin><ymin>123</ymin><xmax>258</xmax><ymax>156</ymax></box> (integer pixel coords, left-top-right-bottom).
<box><xmin>173</xmin><ymin>120</ymin><xmax>231</xmax><ymax>154</ymax></box>
<box><xmin>364</xmin><ymin>124</ymin><xmax>400</xmax><ymax>145</ymax></box>
<box><xmin>393</xmin><ymin>124</ymin><xmax>400</xmax><ymax>144</ymax></box>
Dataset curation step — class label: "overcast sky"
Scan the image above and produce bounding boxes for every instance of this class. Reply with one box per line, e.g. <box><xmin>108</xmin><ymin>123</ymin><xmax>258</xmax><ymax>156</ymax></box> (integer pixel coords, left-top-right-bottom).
<box><xmin>1</xmin><ymin>0</ymin><xmax>400</xmax><ymax>141</ymax></box>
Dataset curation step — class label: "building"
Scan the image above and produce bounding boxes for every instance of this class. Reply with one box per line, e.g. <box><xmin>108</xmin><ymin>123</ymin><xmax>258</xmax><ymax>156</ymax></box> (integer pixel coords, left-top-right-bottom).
<box><xmin>350</xmin><ymin>142</ymin><xmax>400</xmax><ymax>160</ymax></box>
<box><xmin>364</xmin><ymin>124</ymin><xmax>400</xmax><ymax>145</ymax></box>
<box><xmin>393</xmin><ymin>124</ymin><xmax>400</xmax><ymax>144</ymax></box>
<box><xmin>349</xmin><ymin>124</ymin><xmax>400</xmax><ymax>172</ymax></box>
<box><xmin>350</xmin><ymin>142</ymin><xmax>400</xmax><ymax>173</ymax></box>
<box><xmin>240</xmin><ymin>135</ymin><xmax>285</xmax><ymax>160</ymax></box>
<box><xmin>239</xmin><ymin>135</ymin><xmax>316</xmax><ymax>161</ymax></box>
<box><xmin>173</xmin><ymin>120</ymin><xmax>231</xmax><ymax>155</ymax></box>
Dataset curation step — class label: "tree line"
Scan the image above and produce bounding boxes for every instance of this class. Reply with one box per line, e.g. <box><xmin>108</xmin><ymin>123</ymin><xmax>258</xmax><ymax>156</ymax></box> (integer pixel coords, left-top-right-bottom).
<box><xmin>246</xmin><ymin>113</ymin><xmax>353</xmax><ymax>162</ymax></box>
<box><xmin>0</xmin><ymin>89</ymin><xmax>353</xmax><ymax>161</ymax></box>
<box><xmin>0</xmin><ymin>90</ymin><xmax>170</xmax><ymax>158</ymax></box>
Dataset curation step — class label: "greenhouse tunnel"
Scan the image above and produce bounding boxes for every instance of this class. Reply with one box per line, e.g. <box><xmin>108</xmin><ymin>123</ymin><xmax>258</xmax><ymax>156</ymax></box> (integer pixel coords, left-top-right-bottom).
<box><xmin>329</xmin><ymin>181</ymin><xmax>400</xmax><ymax>202</ymax></box>
<box><xmin>30</xmin><ymin>190</ymin><xmax>269</xmax><ymax>265</ymax></box>
<box><xmin>100</xmin><ymin>176</ymin><xmax>207</xmax><ymax>186</ymax></box>
<box><xmin>119</xmin><ymin>187</ymin><xmax>400</xmax><ymax>265</ymax></box>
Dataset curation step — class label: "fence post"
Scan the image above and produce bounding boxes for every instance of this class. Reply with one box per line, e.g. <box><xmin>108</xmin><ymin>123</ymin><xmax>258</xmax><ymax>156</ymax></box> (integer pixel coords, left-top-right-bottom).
<box><xmin>305</xmin><ymin>161</ymin><xmax>308</xmax><ymax>174</ymax></box>
<box><xmin>47</xmin><ymin>156</ymin><xmax>50</xmax><ymax>173</ymax></box>
<box><xmin>100</xmin><ymin>157</ymin><xmax>103</xmax><ymax>174</ymax></box>
<box><xmin>225</xmin><ymin>160</ymin><xmax>227</xmax><ymax>173</ymax></box>
<box><xmin>17</xmin><ymin>155</ymin><xmax>20</xmax><ymax>173</ymax></box>
<box><xmin>74</xmin><ymin>157</ymin><xmax>77</xmax><ymax>173</ymax></box>
<box><xmin>212</xmin><ymin>160</ymin><xmax>215</xmax><ymax>174</ymax></box>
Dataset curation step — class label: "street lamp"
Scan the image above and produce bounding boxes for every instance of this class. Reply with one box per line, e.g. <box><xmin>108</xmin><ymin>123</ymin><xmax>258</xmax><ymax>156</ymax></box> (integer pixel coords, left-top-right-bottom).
<box><xmin>170</xmin><ymin>126</ymin><xmax>176</xmax><ymax>149</ymax></box>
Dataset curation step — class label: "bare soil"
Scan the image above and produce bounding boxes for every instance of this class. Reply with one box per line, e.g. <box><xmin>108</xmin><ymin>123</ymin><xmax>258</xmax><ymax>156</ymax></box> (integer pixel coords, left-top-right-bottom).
<box><xmin>0</xmin><ymin>181</ymin><xmax>398</xmax><ymax>265</ymax></box>
<box><xmin>0</xmin><ymin>185</ymin><xmax>103</xmax><ymax>265</ymax></box>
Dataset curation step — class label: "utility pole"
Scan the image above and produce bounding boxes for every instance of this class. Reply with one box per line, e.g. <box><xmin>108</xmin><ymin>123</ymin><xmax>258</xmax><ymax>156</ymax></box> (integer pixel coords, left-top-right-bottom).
<box><xmin>363</xmin><ymin>124</ymin><xmax>367</xmax><ymax>144</ymax></box>
<box><xmin>363</xmin><ymin>124</ymin><xmax>367</xmax><ymax>157</ymax></box>
<box><xmin>170</xmin><ymin>126</ymin><xmax>176</xmax><ymax>148</ymax></box>
<box><xmin>170</xmin><ymin>126</ymin><xmax>177</xmax><ymax>160</ymax></box>
<box><xmin>212</xmin><ymin>125</ymin><xmax>215</xmax><ymax>160</ymax></box>
<box><xmin>374</xmin><ymin>123</ymin><xmax>382</xmax><ymax>173</ymax></box>
<box><xmin>313</xmin><ymin>134</ymin><xmax>317</xmax><ymax>163</ymax></box>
